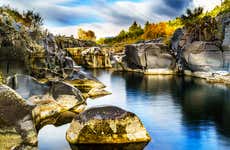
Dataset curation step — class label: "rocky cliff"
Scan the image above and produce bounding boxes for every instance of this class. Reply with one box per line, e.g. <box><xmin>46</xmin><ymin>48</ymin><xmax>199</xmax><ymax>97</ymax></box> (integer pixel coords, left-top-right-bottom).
<box><xmin>170</xmin><ymin>12</ymin><xmax>230</xmax><ymax>73</ymax></box>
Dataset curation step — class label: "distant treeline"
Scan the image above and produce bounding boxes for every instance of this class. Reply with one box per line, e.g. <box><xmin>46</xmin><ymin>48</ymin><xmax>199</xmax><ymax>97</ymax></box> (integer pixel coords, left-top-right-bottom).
<box><xmin>96</xmin><ymin>0</ymin><xmax>229</xmax><ymax>46</ymax></box>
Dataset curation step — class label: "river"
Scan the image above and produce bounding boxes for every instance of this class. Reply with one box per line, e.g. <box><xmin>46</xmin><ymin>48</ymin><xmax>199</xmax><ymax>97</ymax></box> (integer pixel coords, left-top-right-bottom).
<box><xmin>38</xmin><ymin>69</ymin><xmax>230</xmax><ymax>150</ymax></box>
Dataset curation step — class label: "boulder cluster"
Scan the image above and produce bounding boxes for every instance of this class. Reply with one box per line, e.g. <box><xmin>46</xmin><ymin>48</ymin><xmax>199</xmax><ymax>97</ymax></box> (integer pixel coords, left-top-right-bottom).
<box><xmin>114</xmin><ymin>12</ymin><xmax>230</xmax><ymax>83</ymax></box>
<box><xmin>0</xmin><ymin>7</ymin><xmax>150</xmax><ymax>149</ymax></box>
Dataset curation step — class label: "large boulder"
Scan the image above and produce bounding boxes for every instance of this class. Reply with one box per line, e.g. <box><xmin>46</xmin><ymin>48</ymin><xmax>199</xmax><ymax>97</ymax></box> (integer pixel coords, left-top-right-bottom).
<box><xmin>183</xmin><ymin>41</ymin><xmax>225</xmax><ymax>72</ymax></box>
<box><xmin>121</xmin><ymin>42</ymin><xmax>175</xmax><ymax>73</ymax></box>
<box><xmin>0</xmin><ymin>84</ymin><xmax>37</xmax><ymax>150</ymax></box>
<box><xmin>222</xmin><ymin>13</ymin><xmax>230</xmax><ymax>51</ymax></box>
<box><xmin>66</xmin><ymin>106</ymin><xmax>151</xmax><ymax>145</ymax></box>
<box><xmin>7</xmin><ymin>74</ymin><xmax>87</xmax><ymax>129</ymax></box>
<box><xmin>67</xmin><ymin>47</ymin><xmax>112</xmax><ymax>68</ymax></box>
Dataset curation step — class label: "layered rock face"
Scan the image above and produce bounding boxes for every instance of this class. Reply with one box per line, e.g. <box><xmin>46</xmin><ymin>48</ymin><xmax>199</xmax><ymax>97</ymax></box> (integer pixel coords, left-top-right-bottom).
<box><xmin>66</xmin><ymin>106</ymin><xmax>151</xmax><ymax>145</ymax></box>
<box><xmin>0</xmin><ymin>84</ymin><xmax>37</xmax><ymax>150</ymax></box>
<box><xmin>67</xmin><ymin>47</ymin><xmax>112</xmax><ymax>68</ymax></box>
<box><xmin>0</xmin><ymin>8</ymin><xmax>109</xmax><ymax>97</ymax></box>
<box><xmin>118</xmin><ymin>42</ymin><xmax>176</xmax><ymax>74</ymax></box>
<box><xmin>183</xmin><ymin>41</ymin><xmax>227</xmax><ymax>72</ymax></box>
<box><xmin>55</xmin><ymin>35</ymin><xmax>96</xmax><ymax>49</ymax></box>
<box><xmin>222</xmin><ymin>12</ymin><xmax>230</xmax><ymax>51</ymax></box>
<box><xmin>7</xmin><ymin>74</ymin><xmax>87</xmax><ymax>129</ymax></box>
<box><xmin>171</xmin><ymin>12</ymin><xmax>230</xmax><ymax>74</ymax></box>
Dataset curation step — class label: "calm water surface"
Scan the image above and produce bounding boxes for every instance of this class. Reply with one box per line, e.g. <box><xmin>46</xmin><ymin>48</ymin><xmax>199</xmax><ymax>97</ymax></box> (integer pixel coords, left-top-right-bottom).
<box><xmin>39</xmin><ymin>70</ymin><xmax>230</xmax><ymax>150</ymax></box>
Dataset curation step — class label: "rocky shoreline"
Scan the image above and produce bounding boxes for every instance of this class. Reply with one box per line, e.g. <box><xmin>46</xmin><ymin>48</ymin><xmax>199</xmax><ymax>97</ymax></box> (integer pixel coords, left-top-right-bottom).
<box><xmin>0</xmin><ymin>7</ymin><xmax>150</xmax><ymax>149</ymax></box>
<box><xmin>111</xmin><ymin>12</ymin><xmax>230</xmax><ymax>86</ymax></box>
<box><xmin>0</xmin><ymin>5</ymin><xmax>230</xmax><ymax>150</ymax></box>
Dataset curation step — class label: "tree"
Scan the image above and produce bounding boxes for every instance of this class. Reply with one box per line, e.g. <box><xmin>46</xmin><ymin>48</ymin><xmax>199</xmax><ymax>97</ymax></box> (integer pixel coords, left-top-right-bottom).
<box><xmin>181</xmin><ymin>7</ymin><xmax>204</xmax><ymax>24</ymax></box>
<box><xmin>128</xmin><ymin>21</ymin><xmax>143</xmax><ymax>38</ymax></box>
<box><xmin>78</xmin><ymin>28</ymin><xmax>96</xmax><ymax>41</ymax></box>
<box><xmin>144</xmin><ymin>21</ymin><xmax>150</xmax><ymax>31</ymax></box>
<box><xmin>23</xmin><ymin>10</ymin><xmax>43</xmax><ymax>27</ymax></box>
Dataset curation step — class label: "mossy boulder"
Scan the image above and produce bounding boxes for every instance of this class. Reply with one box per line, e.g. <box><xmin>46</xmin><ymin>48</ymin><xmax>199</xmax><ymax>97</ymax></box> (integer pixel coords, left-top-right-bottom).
<box><xmin>66</xmin><ymin>106</ymin><xmax>151</xmax><ymax>145</ymax></box>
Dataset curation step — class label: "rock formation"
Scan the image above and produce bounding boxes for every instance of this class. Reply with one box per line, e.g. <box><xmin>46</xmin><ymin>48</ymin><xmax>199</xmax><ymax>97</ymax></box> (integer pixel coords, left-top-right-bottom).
<box><xmin>7</xmin><ymin>74</ymin><xmax>87</xmax><ymax>129</ymax></box>
<box><xmin>67</xmin><ymin>47</ymin><xmax>112</xmax><ymax>68</ymax></box>
<box><xmin>0</xmin><ymin>84</ymin><xmax>37</xmax><ymax>150</ymax></box>
<box><xmin>169</xmin><ymin>12</ymin><xmax>230</xmax><ymax>83</ymax></box>
<box><xmin>221</xmin><ymin>12</ymin><xmax>230</xmax><ymax>51</ymax></box>
<box><xmin>116</xmin><ymin>42</ymin><xmax>176</xmax><ymax>74</ymax></box>
<box><xmin>55</xmin><ymin>35</ymin><xmax>96</xmax><ymax>49</ymax></box>
<box><xmin>66</xmin><ymin>106</ymin><xmax>151</xmax><ymax>145</ymax></box>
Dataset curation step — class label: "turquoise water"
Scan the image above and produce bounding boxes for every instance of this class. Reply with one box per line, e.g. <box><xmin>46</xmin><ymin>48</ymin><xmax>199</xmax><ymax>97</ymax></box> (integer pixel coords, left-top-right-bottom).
<box><xmin>39</xmin><ymin>70</ymin><xmax>230</xmax><ymax>150</ymax></box>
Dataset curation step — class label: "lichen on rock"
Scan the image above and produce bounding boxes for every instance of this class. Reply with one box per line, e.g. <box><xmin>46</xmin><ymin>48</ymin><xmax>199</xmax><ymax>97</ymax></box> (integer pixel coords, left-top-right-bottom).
<box><xmin>66</xmin><ymin>106</ymin><xmax>151</xmax><ymax>145</ymax></box>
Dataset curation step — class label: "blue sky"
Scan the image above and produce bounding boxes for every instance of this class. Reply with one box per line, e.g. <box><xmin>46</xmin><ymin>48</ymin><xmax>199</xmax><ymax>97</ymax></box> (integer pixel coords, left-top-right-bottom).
<box><xmin>0</xmin><ymin>0</ymin><xmax>221</xmax><ymax>38</ymax></box>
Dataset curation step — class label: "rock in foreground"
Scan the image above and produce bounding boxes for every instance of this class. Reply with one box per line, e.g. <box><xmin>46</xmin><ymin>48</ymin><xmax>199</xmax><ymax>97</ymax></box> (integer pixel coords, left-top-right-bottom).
<box><xmin>0</xmin><ymin>84</ymin><xmax>37</xmax><ymax>149</ymax></box>
<box><xmin>66</xmin><ymin>106</ymin><xmax>151</xmax><ymax>145</ymax></box>
<box><xmin>7</xmin><ymin>74</ymin><xmax>87</xmax><ymax>129</ymax></box>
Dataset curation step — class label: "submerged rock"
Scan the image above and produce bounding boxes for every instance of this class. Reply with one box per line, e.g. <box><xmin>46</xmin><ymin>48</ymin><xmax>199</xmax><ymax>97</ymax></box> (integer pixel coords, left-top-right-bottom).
<box><xmin>66</xmin><ymin>106</ymin><xmax>151</xmax><ymax>145</ymax></box>
<box><xmin>7</xmin><ymin>74</ymin><xmax>87</xmax><ymax>129</ymax></box>
<box><xmin>64</xmin><ymin>70</ymin><xmax>111</xmax><ymax>98</ymax></box>
<box><xmin>0</xmin><ymin>84</ymin><xmax>37</xmax><ymax>149</ymax></box>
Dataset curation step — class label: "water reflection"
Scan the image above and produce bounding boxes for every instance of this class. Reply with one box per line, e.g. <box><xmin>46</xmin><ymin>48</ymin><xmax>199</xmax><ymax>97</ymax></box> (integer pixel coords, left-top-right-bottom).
<box><xmin>70</xmin><ymin>143</ymin><xmax>148</xmax><ymax>150</ymax></box>
<box><xmin>39</xmin><ymin>70</ymin><xmax>230</xmax><ymax>150</ymax></box>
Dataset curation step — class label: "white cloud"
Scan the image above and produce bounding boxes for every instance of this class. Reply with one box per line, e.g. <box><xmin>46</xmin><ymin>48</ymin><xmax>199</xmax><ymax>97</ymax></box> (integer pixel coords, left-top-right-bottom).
<box><xmin>193</xmin><ymin>0</ymin><xmax>221</xmax><ymax>11</ymax></box>
<box><xmin>45</xmin><ymin>22</ymin><xmax>129</xmax><ymax>38</ymax></box>
<box><xmin>0</xmin><ymin>0</ymin><xmax>222</xmax><ymax>38</ymax></box>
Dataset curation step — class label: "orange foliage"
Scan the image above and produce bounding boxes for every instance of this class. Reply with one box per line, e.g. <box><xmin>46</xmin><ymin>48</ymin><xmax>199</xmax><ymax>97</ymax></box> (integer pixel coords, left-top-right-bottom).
<box><xmin>142</xmin><ymin>22</ymin><xmax>176</xmax><ymax>40</ymax></box>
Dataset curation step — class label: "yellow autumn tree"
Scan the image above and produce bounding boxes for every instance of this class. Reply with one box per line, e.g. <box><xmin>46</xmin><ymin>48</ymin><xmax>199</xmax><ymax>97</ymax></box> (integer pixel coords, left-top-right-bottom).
<box><xmin>78</xmin><ymin>28</ymin><xmax>96</xmax><ymax>41</ymax></box>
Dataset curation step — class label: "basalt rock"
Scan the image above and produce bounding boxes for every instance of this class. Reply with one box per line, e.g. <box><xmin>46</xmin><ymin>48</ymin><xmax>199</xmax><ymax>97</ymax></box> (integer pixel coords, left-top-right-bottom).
<box><xmin>7</xmin><ymin>74</ymin><xmax>87</xmax><ymax>129</ymax></box>
<box><xmin>66</xmin><ymin>106</ymin><xmax>151</xmax><ymax>145</ymax></box>
<box><xmin>0</xmin><ymin>84</ymin><xmax>37</xmax><ymax>150</ymax></box>
<box><xmin>67</xmin><ymin>47</ymin><xmax>112</xmax><ymax>69</ymax></box>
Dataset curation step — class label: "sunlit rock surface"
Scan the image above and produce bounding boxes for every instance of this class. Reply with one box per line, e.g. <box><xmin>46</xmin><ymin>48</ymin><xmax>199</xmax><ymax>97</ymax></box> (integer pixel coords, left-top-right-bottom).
<box><xmin>117</xmin><ymin>42</ymin><xmax>176</xmax><ymax>74</ymax></box>
<box><xmin>55</xmin><ymin>35</ymin><xmax>96</xmax><ymax>49</ymax></box>
<box><xmin>7</xmin><ymin>74</ymin><xmax>87</xmax><ymax>129</ymax></box>
<box><xmin>0</xmin><ymin>84</ymin><xmax>37</xmax><ymax>150</ymax></box>
<box><xmin>183</xmin><ymin>41</ymin><xmax>225</xmax><ymax>71</ymax></box>
<box><xmin>66</xmin><ymin>106</ymin><xmax>151</xmax><ymax>144</ymax></box>
<box><xmin>67</xmin><ymin>47</ymin><xmax>112</xmax><ymax>68</ymax></box>
<box><xmin>221</xmin><ymin>12</ymin><xmax>230</xmax><ymax>51</ymax></box>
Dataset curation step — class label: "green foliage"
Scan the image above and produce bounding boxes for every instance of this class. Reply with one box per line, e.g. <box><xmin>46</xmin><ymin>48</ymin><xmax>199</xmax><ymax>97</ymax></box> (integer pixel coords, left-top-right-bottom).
<box><xmin>207</xmin><ymin>0</ymin><xmax>230</xmax><ymax>17</ymax></box>
<box><xmin>23</xmin><ymin>10</ymin><xmax>43</xmax><ymax>26</ymax></box>
<box><xmin>0</xmin><ymin>6</ymin><xmax>43</xmax><ymax>28</ymax></box>
<box><xmin>181</xmin><ymin>7</ymin><xmax>204</xmax><ymax>26</ymax></box>
<box><xmin>96</xmin><ymin>38</ymin><xmax>106</xmax><ymax>45</ymax></box>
